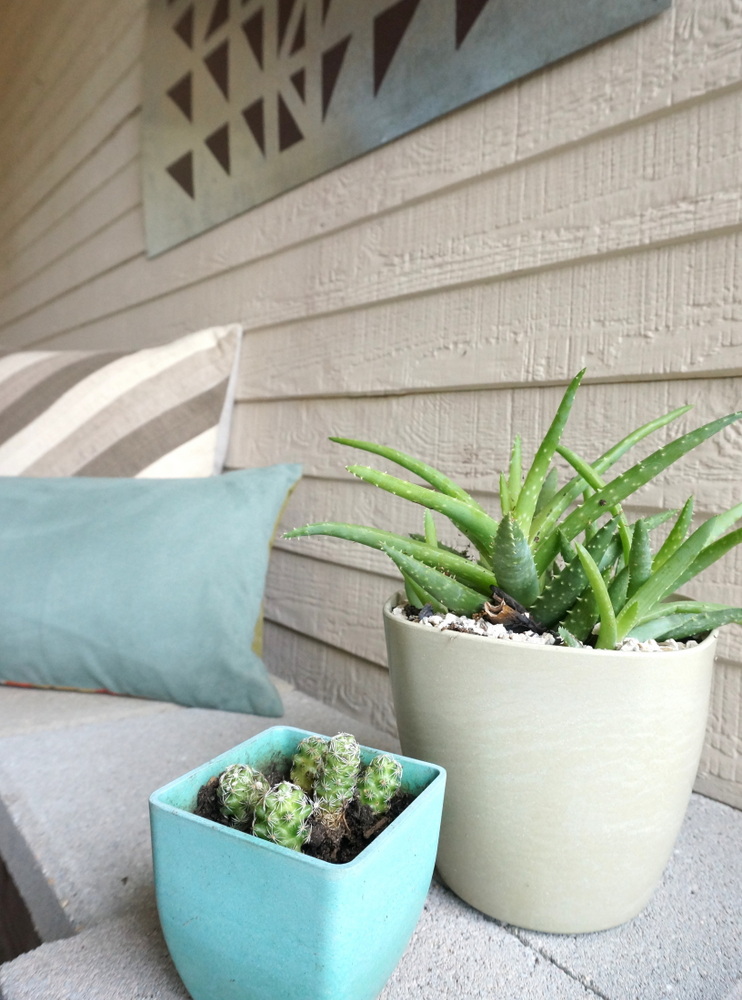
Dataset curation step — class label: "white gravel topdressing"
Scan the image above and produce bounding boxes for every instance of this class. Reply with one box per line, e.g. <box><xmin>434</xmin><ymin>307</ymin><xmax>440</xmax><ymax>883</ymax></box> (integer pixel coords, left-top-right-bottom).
<box><xmin>392</xmin><ymin>604</ymin><xmax>699</xmax><ymax>653</ymax></box>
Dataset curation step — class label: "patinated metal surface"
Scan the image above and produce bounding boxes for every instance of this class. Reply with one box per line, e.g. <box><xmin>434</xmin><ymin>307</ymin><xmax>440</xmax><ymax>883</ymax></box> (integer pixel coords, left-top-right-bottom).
<box><xmin>141</xmin><ymin>0</ymin><xmax>671</xmax><ymax>255</ymax></box>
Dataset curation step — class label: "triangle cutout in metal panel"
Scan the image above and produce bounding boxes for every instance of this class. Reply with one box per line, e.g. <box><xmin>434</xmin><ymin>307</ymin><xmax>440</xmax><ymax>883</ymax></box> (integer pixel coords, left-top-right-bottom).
<box><xmin>373</xmin><ymin>0</ymin><xmax>421</xmax><ymax>95</ymax></box>
<box><xmin>204</xmin><ymin>40</ymin><xmax>230</xmax><ymax>99</ymax></box>
<box><xmin>166</xmin><ymin>151</ymin><xmax>195</xmax><ymax>198</ymax></box>
<box><xmin>205</xmin><ymin>123</ymin><xmax>231</xmax><ymax>174</ymax></box>
<box><xmin>456</xmin><ymin>0</ymin><xmax>490</xmax><ymax>48</ymax></box>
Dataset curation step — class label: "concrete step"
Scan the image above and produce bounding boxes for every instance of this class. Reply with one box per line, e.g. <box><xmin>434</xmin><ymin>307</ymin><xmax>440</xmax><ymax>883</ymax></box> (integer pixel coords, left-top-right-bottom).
<box><xmin>0</xmin><ymin>683</ymin><xmax>740</xmax><ymax>999</ymax></box>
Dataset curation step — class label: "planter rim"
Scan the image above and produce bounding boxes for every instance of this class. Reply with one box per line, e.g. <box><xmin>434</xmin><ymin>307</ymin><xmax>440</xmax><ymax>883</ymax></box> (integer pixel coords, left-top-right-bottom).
<box><xmin>383</xmin><ymin>594</ymin><xmax>719</xmax><ymax>661</ymax></box>
<box><xmin>149</xmin><ymin>725</ymin><xmax>446</xmax><ymax>871</ymax></box>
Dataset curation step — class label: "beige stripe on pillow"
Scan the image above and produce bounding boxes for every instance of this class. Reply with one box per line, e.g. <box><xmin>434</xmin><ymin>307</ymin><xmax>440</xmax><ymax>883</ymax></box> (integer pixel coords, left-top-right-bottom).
<box><xmin>0</xmin><ymin>325</ymin><xmax>242</xmax><ymax>478</ymax></box>
<box><xmin>21</xmin><ymin>355</ymin><xmax>230</xmax><ymax>476</ymax></box>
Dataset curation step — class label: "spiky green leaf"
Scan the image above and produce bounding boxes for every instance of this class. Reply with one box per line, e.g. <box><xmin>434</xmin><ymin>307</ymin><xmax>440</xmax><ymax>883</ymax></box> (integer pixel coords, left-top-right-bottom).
<box><xmin>531</xmin><ymin>405</ymin><xmax>693</xmax><ymax>542</ymax></box>
<box><xmin>346</xmin><ymin>465</ymin><xmax>498</xmax><ymax>563</ymax></box>
<box><xmin>653</xmin><ymin>496</ymin><xmax>694</xmax><ymax>571</ymax></box>
<box><xmin>381</xmin><ymin>547</ymin><xmax>487</xmax><ymax>617</ymax></box>
<box><xmin>284</xmin><ymin>521</ymin><xmax>495</xmax><ymax>594</ymax></box>
<box><xmin>514</xmin><ymin>369</ymin><xmax>585</xmax><ymax>536</ymax></box>
<box><xmin>629</xmin><ymin>608</ymin><xmax>742</xmax><ymax>642</ymax></box>
<box><xmin>492</xmin><ymin>514</ymin><xmax>540</xmax><ymax>608</ymax></box>
<box><xmin>531</xmin><ymin>518</ymin><xmax>618</xmax><ymax>626</ymax></box>
<box><xmin>537</xmin><ymin>410</ymin><xmax>742</xmax><ymax>576</ymax></box>
<box><xmin>627</xmin><ymin>519</ymin><xmax>652</xmax><ymax>598</ymax></box>
<box><xmin>330</xmin><ymin>437</ymin><xmax>479</xmax><ymax>506</ymax></box>
<box><xmin>575</xmin><ymin>543</ymin><xmax>618</xmax><ymax>649</ymax></box>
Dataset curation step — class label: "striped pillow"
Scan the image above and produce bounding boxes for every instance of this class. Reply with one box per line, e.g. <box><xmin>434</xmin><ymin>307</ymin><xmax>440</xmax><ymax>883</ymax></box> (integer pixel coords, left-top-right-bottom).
<box><xmin>0</xmin><ymin>325</ymin><xmax>242</xmax><ymax>478</ymax></box>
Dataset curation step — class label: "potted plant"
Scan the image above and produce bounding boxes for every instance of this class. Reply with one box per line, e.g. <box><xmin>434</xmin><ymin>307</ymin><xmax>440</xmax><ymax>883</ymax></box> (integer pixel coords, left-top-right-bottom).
<box><xmin>286</xmin><ymin>370</ymin><xmax>742</xmax><ymax>933</ymax></box>
<box><xmin>149</xmin><ymin>726</ymin><xmax>446</xmax><ymax>1000</ymax></box>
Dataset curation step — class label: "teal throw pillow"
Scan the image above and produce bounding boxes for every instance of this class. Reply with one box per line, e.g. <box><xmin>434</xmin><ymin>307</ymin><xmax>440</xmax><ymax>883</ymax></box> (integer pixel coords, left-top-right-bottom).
<box><xmin>0</xmin><ymin>466</ymin><xmax>301</xmax><ymax>715</ymax></box>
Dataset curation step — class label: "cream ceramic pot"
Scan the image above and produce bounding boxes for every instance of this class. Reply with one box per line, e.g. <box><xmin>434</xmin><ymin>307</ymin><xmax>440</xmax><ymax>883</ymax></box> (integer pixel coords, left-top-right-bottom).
<box><xmin>383</xmin><ymin>596</ymin><xmax>716</xmax><ymax>933</ymax></box>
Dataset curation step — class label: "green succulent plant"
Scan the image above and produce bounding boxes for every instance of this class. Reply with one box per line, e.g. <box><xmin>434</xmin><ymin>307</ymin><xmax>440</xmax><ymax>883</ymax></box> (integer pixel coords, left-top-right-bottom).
<box><xmin>314</xmin><ymin>732</ymin><xmax>362</xmax><ymax>823</ymax></box>
<box><xmin>286</xmin><ymin>370</ymin><xmax>742</xmax><ymax>649</ymax></box>
<box><xmin>217</xmin><ymin>763</ymin><xmax>270</xmax><ymax>827</ymax></box>
<box><xmin>290</xmin><ymin>735</ymin><xmax>327</xmax><ymax>794</ymax></box>
<box><xmin>358</xmin><ymin>754</ymin><xmax>403</xmax><ymax>815</ymax></box>
<box><xmin>252</xmin><ymin>781</ymin><xmax>313</xmax><ymax>852</ymax></box>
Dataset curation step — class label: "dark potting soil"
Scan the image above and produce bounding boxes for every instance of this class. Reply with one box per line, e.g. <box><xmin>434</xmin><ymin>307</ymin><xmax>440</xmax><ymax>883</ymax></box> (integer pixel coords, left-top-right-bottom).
<box><xmin>193</xmin><ymin>770</ymin><xmax>414</xmax><ymax>865</ymax></box>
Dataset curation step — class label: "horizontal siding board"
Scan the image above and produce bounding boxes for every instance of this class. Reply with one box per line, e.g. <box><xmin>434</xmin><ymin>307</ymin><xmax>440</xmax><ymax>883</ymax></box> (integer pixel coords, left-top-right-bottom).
<box><xmin>0</xmin><ymin>63</ymin><xmax>141</xmax><ymax>257</ymax></box>
<box><xmin>0</xmin><ymin>123</ymin><xmax>141</xmax><ymax>296</ymax></box>
<box><xmin>0</xmin><ymin>0</ymin><xmax>91</xmax><ymax>131</ymax></box>
<box><xmin>263</xmin><ymin>623</ymin><xmax>397</xmax><ymax>737</ymax></box>
<box><xmin>237</xmin><ymin>232</ymin><xmax>742</xmax><ymax>400</ymax></box>
<box><xmin>230</xmin><ymin>377</ymin><xmax>742</xmax><ymax>512</ymax></box>
<box><xmin>698</xmin><ymin>651</ymin><xmax>742</xmax><ymax>807</ymax></box>
<box><xmin>3</xmin><ymin>78</ymin><xmax>742</xmax><ymax>348</ymax></box>
<box><xmin>2</xmin><ymin>173</ymin><xmax>141</xmax><ymax>323</ymax></box>
<box><xmin>0</xmin><ymin>6</ymin><xmax>143</xmax><ymax>229</ymax></box>
<box><xmin>265</xmin><ymin>549</ymin><xmax>391</xmax><ymax>668</ymax></box>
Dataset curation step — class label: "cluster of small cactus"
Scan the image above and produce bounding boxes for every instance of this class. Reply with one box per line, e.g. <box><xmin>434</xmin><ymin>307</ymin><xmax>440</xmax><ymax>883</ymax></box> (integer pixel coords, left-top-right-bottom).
<box><xmin>215</xmin><ymin>733</ymin><xmax>403</xmax><ymax>852</ymax></box>
<box><xmin>286</xmin><ymin>370</ymin><xmax>742</xmax><ymax>648</ymax></box>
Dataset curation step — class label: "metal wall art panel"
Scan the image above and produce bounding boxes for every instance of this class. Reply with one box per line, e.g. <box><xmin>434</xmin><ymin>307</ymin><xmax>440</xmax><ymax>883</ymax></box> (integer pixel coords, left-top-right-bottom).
<box><xmin>141</xmin><ymin>0</ymin><xmax>670</xmax><ymax>255</ymax></box>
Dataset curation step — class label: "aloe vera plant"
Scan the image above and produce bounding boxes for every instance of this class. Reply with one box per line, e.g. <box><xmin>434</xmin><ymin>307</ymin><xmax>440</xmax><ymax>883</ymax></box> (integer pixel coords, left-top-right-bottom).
<box><xmin>286</xmin><ymin>371</ymin><xmax>742</xmax><ymax>648</ymax></box>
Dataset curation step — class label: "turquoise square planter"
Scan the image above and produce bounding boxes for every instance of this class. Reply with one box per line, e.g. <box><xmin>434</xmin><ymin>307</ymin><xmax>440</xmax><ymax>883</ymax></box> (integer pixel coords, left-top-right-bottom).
<box><xmin>150</xmin><ymin>726</ymin><xmax>446</xmax><ymax>1000</ymax></box>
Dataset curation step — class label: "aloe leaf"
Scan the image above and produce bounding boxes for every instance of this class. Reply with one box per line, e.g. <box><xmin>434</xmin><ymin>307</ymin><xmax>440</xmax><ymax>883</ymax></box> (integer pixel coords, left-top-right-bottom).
<box><xmin>499</xmin><ymin>472</ymin><xmax>512</xmax><ymax>518</ymax></box>
<box><xmin>653</xmin><ymin>497</ymin><xmax>694</xmax><ymax>571</ymax></box>
<box><xmin>615</xmin><ymin>500</ymin><xmax>742</xmax><ymax>638</ymax></box>
<box><xmin>627</xmin><ymin>519</ymin><xmax>652</xmax><ymax>598</ymax></box>
<box><xmin>555</xmin><ymin>444</ymin><xmax>632</xmax><ymax>560</ymax></box>
<box><xmin>408</xmin><ymin>534</ymin><xmax>470</xmax><ymax>558</ymax></box>
<box><xmin>346</xmin><ymin>465</ymin><xmax>499</xmax><ymax>563</ymax></box>
<box><xmin>531</xmin><ymin>405</ymin><xmax>693</xmax><ymax>541</ymax></box>
<box><xmin>403</xmin><ymin>573</ymin><xmax>433</xmax><ymax>610</ymax></box>
<box><xmin>546</xmin><ymin>410</ymin><xmax>742</xmax><ymax>567</ymax></box>
<box><xmin>423</xmin><ymin>510</ymin><xmax>437</xmax><ymax>548</ymax></box>
<box><xmin>534</xmin><ymin>467</ymin><xmax>560</xmax><ymax>517</ymax></box>
<box><xmin>642</xmin><ymin>509</ymin><xmax>679</xmax><ymax>533</ymax></box>
<box><xmin>382</xmin><ymin>547</ymin><xmax>486</xmax><ymax>616</ymax></box>
<box><xmin>514</xmin><ymin>369</ymin><xmax>586</xmax><ymax>536</ymax></box>
<box><xmin>630</xmin><ymin>608</ymin><xmax>742</xmax><ymax>642</ymax></box>
<box><xmin>508</xmin><ymin>436</ymin><xmax>522</xmax><ymax>507</ymax></box>
<box><xmin>673</xmin><ymin>525</ymin><xmax>742</xmax><ymax>593</ymax></box>
<box><xmin>557</xmin><ymin>530</ymin><xmax>577</xmax><ymax>564</ymax></box>
<box><xmin>492</xmin><ymin>514</ymin><xmax>540</xmax><ymax>608</ymax></box>
<box><xmin>531</xmin><ymin>518</ymin><xmax>618</xmax><ymax>626</ymax></box>
<box><xmin>330</xmin><ymin>437</ymin><xmax>483</xmax><ymax>507</ymax></box>
<box><xmin>636</xmin><ymin>600</ymin><xmax>732</xmax><ymax>623</ymax></box>
<box><xmin>574</xmin><ymin>543</ymin><xmax>618</xmax><ymax>649</ymax></box>
<box><xmin>557</xmin><ymin>627</ymin><xmax>582</xmax><ymax>647</ymax></box>
<box><xmin>609</xmin><ymin>565</ymin><xmax>630</xmax><ymax>613</ymax></box>
<box><xmin>560</xmin><ymin>587</ymin><xmax>599</xmax><ymax>643</ymax></box>
<box><xmin>284</xmin><ymin>522</ymin><xmax>496</xmax><ymax>594</ymax></box>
